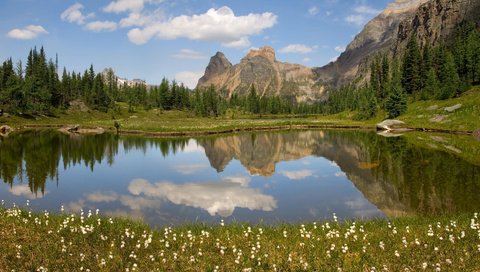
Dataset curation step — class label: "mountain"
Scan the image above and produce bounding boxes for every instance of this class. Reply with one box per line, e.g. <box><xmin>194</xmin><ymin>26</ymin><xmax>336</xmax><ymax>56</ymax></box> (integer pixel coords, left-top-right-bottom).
<box><xmin>197</xmin><ymin>46</ymin><xmax>325</xmax><ymax>103</ymax></box>
<box><xmin>197</xmin><ymin>130</ymin><xmax>480</xmax><ymax>217</ymax></box>
<box><xmin>198</xmin><ymin>0</ymin><xmax>480</xmax><ymax>98</ymax></box>
<box><xmin>102</xmin><ymin>68</ymin><xmax>146</xmax><ymax>87</ymax></box>
<box><xmin>316</xmin><ymin>0</ymin><xmax>480</xmax><ymax>88</ymax></box>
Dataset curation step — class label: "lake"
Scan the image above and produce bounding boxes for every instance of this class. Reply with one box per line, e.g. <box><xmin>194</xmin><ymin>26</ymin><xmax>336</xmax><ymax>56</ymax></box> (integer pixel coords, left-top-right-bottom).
<box><xmin>1</xmin><ymin>129</ymin><xmax>479</xmax><ymax>226</ymax></box>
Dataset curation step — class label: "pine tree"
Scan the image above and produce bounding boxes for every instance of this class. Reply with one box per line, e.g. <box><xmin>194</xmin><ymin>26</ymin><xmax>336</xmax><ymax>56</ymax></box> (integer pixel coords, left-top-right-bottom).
<box><xmin>386</xmin><ymin>66</ymin><xmax>407</xmax><ymax>118</ymax></box>
<box><xmin>247</xmin><ymin>85</ymin><xmax>260</xmax><ymax>114</ymax></box>
<box><xmin>402</xmin><ymin>35</ymin><xmax>422</xmax><ymax>96</ymax></box>
<box><xmin>356</xmin><ymin>85</ymin><xmax>377</xmax><ymax>120</ymax></box>
<box><xmin>420</xmin><ymin>68</ymin><xmax>439</xmax><ymax>100</ymax></box>
<box><xmin>385</xmin><ymin>85</ymin><xmax>407</xmax><ymax>118</ymax></box>
<box><xmin>437</xmin><ymin>51</ymin><xmax>461</xmax><ymax>100</ymax></box>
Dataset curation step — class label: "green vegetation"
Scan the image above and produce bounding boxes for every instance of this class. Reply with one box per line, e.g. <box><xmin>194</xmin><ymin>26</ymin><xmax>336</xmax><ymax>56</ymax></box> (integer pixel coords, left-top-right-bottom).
<box><xmin>1</xmin><ymin>24</ymin><xmax>478</xmax><ymax>122</ymax></box>
<box><xmin>1</xmin><ymin>205</ymin><xmax>479</xmax><ymax>271</ymax></box>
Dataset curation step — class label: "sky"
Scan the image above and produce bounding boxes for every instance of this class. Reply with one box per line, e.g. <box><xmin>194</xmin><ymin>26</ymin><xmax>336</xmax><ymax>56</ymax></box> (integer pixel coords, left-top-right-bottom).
<box><xmin>0</xmin><ymin>0</ymin><xmax>391</xmax><ymax>88</ymax></box>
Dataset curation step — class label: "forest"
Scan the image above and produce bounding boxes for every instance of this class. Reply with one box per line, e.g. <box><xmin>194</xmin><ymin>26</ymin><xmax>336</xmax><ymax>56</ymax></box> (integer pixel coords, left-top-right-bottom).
<box><xmin>0</xmin><ymin>23</ymin><xmax>479</xmax><ymax>119</ymax></box>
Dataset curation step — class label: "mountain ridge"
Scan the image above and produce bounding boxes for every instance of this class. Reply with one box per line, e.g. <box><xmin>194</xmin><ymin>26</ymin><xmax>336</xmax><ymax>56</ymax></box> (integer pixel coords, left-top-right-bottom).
<box><xmin>197</xmin><ymin>46</ymin><xmax>325</xmax><ymax>102</ymax></box>
<box><xmin>197</xmin><ymin>0</ymin><xmax>480</xmax><ymax>99</ymax></box>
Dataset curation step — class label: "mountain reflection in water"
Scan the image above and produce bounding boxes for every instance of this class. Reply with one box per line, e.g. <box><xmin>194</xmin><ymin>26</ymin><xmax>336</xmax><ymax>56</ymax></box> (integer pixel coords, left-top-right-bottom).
<box><xmin>0</xmin><ymin>129</ymin><xmax>479</xmax><ymax>226</ymax></box>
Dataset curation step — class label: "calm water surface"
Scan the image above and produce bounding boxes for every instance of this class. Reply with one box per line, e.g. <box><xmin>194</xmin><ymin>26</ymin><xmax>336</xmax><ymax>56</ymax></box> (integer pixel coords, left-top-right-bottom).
<box><xmin>0</xmin><ymin>129</ymin><xmax>479</xmax><ymax>226</ymax></box>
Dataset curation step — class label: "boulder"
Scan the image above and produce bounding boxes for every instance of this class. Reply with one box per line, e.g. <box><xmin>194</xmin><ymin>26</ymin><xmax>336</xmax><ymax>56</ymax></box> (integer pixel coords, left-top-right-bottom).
<box><xmin>77</xmin><ymin>127</ymin><xmax>105</xmax><ymax>135</ymax></box>
<box><xmin>426</xmin><ymin>105</ymin><xmax>438</xmax><ymax>111</ymax></box>
<box><xmin>0</xmin><ymin>125</ymin><xmax>13</xmax><ymax>136</ymax></box>
<box><xmin>473</xmin><ymin>129</ymin><xmax>480</xmax><ymax>140</ymax></box>
<box><xmin>429</xmin><ymin>115</ymin><xmax>448</xmax><ymax>123</ymax></box>
<box><xmin>376</xmin><ymin>119</ymin><xmax>405</xmax><ymax>131</ymax></box>
<box><xmin>443</xmin><ymin>104</ymin><xmax>462</xmax><ymax>113</ymax></box>
<box><xmin>58</xmin><ymin>124</ymin><xmax>80</xmax><ymax>135</ymax></box>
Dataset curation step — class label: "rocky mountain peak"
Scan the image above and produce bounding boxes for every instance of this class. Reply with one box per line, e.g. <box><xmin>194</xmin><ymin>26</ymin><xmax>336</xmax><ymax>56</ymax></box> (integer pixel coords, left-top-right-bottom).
<box><xmin>197</xmin><ymin>51</ymin><xmax>232</xmax><ymax>86</ymax></box>
<box><xmin>243</xmin><ymin>46</ymin><xmax>276</xmax><ymax>63</ymax></box>
<box><xmin>196</xmin><ymin>46</ymin><xmax>324</xmax><ymax>102</ymax></box>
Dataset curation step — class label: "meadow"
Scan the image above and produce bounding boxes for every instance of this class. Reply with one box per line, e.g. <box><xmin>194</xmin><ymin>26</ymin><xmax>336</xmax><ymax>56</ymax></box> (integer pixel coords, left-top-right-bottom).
<box><xmin>1</xmin><ymin>203</ymin><xmax>479</xmax><ymax>271</ymax></box>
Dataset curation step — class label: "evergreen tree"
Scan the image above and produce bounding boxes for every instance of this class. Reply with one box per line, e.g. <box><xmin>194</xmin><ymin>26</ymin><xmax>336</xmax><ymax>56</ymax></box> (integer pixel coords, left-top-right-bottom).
<box><xmin>437</xmin><ymin>51</ymin><xmax>461</xmax><ymax>99</ymax></box>
<box><xmin>356</xmin><ymin>85</ymin><xmax>377</xmax><ymax>120</ymax></box>
<box><xmin>402</xmin><ymin>35</ymin><xmax>422</xmax><ymax>96</ymax></box>
<box><xmin>386</xmin><ymin>66</ymin><xmax>407</xmax><ymax>118</ymax></box>
<box><xmin>247</xmin><ymin>85</ymin><xmax>260</xmax><ymax>114</ymax></box>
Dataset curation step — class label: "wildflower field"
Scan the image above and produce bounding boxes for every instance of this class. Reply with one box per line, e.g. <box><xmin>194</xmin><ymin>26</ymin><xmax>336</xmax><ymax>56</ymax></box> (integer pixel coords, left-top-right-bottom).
<box><xmin>1</xmin><ymin>203</ymin><xmax>479</xmax><ymax>271</ymax></box>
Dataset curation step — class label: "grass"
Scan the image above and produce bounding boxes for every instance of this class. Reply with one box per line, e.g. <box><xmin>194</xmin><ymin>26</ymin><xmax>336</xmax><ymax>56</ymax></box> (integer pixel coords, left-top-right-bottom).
<box><xmin>1</xmin><ymin>86</ymin><xmax>479</xmax><ymax>135</ymax></box>
<box><xmin>1</xmin><ymin>204</ymin><xmax>479</xmax><ymax>271</ymax></box>
<box><xmin>0</xmin><ymin>106</ymin><xmax>370</xmax><ymax>136</ymax></box>
<box><xmin>400</xmin><ymin>86</ymin><xmax>480</xmax><ymax>132</ymax></box>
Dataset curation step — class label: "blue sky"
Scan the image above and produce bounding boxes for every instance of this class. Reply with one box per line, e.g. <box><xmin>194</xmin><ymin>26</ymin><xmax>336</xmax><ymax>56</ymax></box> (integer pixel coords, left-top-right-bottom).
<box><xmin>0</xmin><ymin>0</ymin><xmax>391</xmax><ymax>88</ymax></box>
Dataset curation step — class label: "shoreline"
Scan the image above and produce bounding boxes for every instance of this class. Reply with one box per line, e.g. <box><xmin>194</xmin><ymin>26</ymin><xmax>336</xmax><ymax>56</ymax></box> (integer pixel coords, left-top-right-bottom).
<box><xmin>9</xmin><ymin>122</ymin><xmax>475</xmax><ymax>138</ymax></box>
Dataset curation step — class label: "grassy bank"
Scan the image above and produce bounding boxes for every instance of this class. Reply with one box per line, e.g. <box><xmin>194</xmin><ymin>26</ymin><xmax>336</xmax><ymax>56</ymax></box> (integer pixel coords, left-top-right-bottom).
<box><xmin>1</xmin><ymin>205</ymin><xmax>479</xmax><ymax>271</ymax></box>
<box><xmin>0</xmin><ymin>87</ymin><xmax>479</xmax><ymax>136</ymax></box>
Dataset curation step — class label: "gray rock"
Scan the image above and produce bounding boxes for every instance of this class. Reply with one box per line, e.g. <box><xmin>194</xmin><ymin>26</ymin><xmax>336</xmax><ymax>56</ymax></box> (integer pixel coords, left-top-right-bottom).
<box><xmin>0</xmin><ymin>125</ymin><xmax>13</xmax><ymax>136</ymax></box>
<box><xmin>444</xmin><ymin>104</ymin><xmax>462</xmax><ymax>113</ymax></box>
<box><xmin>429</xmin><ymin>115</ymin><xmax>448</xmax><ymax>123</ymax></box>
<box><xmin>473</xmin><ymin>129</ymin><xmax>480</xmax><ymax>140</ymax></box>
<box><xmin>427</xmin><ymin>105</ymin><xmax>438</xmax><ymax>111</ymax></box>
<box><xmin>430</xmin><ymin>136</ymin><xmax>447</xmax><ymax>143</ymax></box>
<box><xmin>376</xmin><ymin>119</ymin><xmax>405</xmax><ymax>131</ymax></box>
<box><xmin>443</xmin><ymin>145</ymin><xmax>461</xmax><ymax>154</ymax></box>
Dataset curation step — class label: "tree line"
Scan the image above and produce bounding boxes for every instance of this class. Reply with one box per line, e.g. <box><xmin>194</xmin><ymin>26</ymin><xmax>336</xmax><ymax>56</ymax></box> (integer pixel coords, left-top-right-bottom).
<box><xmin>324</xmin><ymin>21</ymin><xmax>480</xmax><ymax>119</ymax></box>
<box><xmin>1</xmin><ymin>22</ymin><xmax>478</xmax><ymax>119</ymax></box>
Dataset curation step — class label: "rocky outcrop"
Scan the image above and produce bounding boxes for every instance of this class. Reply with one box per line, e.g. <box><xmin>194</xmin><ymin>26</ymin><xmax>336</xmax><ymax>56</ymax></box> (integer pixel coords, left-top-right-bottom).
<box><xmin>197</xmin><ymin>52</ymin><xmax>232</xmax><ymax>87</ymax></box>
<box><xmin>376</xmin><ymin>119</ymin><xmax>406</xmax><ymax>131</ymax></box>
<box><xmin>197</xmin><ymin>47</ymin><xmax>325</xmax><ymax>103</ymax></box>
<box><xmin>315</xmin><ymin>0</ymin><xmax>480</xmax><ymax>88</ymax></box>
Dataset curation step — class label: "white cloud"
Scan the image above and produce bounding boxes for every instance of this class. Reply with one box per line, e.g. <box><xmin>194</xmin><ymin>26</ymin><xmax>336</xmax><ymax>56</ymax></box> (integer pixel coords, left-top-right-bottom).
<box><xmin>104</xmin><ymin>0</ymin><xmax>145</xmax><ymax>13</ymax></box>
<box><xmin>308</xmin><ymin>6</ymin><xmax>319</xmax><ymax>16</ymax></box>
<box><xmin>120</xmin><ymin>12</ymin><xmax>149</xmax><ymax>27</ymax></box>
<box><xmin>279</xmin><ymin>170</ymin><xmax>313</xmax><ymax>180</ymax></box>
<box><xmin>221</xmin><ymin>37</ymin><xmax>251</xmax><ymax>49</ymax></box>
<box><xmin>354</xmin><ymin>5</ymin><xmax>381</xmax><ymax>15</ymax></box>
<box><xmin>279</xmin><ymin>44</ymin><xmax>314</xmax><ymax>54</ymax></box>
<box><xmin>335</xmin><ymin>172</ymin><xmax>346</xmax><ymax>177</ymax></box>
<box><xmin>334</xmin><ymin>46</ymin><xmax>345</xmax><ymax>53</ymax></box>
<box><xmin>172</xmin><ymin>49</ymin><xmax>207</xmax><ymax>60</ymax></box>
<box><xmin>126</xmin><ymin>6</ymin><xmax>277</xmax><ymax>46</ymax></box>
<box><xmin>222</xmin><ymin>175</ymin><xmax>250</xmax><ymax>187</ymax></box>
<box><xmin>175</xmin><ymin>71</ymin><xmax>204</xmax><ymax>89</ymax></box>
<box><xmin>172</xmin><ymin>163</ymin><xmax>208</xmax><ymax>175</ymax></box>
<box><xmin>86</xmin><ymin>192</ymin><xmax>118</xmax><ymax>202</ymax></box>
<box><xmin>345</xmin><ymin>14</ymin><xmax>366</xmax><ymax>26</ymax></box>
<box><xmin>329</xmin><ymin>56</ymin><xmax>339</xmax><ymax>63</ymax></box>
<box><xmin>9</xmin><ymin>185</ymin><xmax>48</xmax><ymax>199</ymax></box>
<box><xmin>128</xmin><ymin>178</ymin><xmax>276</xmax><ymax>217</ymax></box>
<box><xmin>181</xmin><ymin>139</ymin><xmax>205</xmax><ymax>153</ymax></box>
<box><xmin>85</xmin><ymin>21</ymin><xmax>118</xmax><ymax>32</ymax></box>
<box><xmin>7</xmin><ymin>25</ymin><xmax>48</xmax><ymax>40</ymax></box>
<box><xmin>119</xmin><ymin>195</ymin><xmax>161</xmax><ymax>210</ymax></box>
<box><xmin>303</xmin><ymin>57</ymin><xmax>311</xmax><ymax>63</ymax></box>
<box><xmin>326</xmin><ymin>11</ymin><xmax>332</xmax><ymax>16</ymax></box>
<box><xmin>60</xmin><ymin>3</ymin><xmax>94</xmax><ymax>25</ymax></box>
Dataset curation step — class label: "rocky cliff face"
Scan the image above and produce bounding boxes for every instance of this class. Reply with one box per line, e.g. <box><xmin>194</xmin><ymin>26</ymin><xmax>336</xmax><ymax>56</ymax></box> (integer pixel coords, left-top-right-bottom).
<box><xmin>315</xmin><ymin>0</ymin><xmax>480</xmax><ymax>88</ymax></box>
<box><xmin>197</xmin><ymin>47</ymin><xmax>325</xmax><ymax>103</ymax></box>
